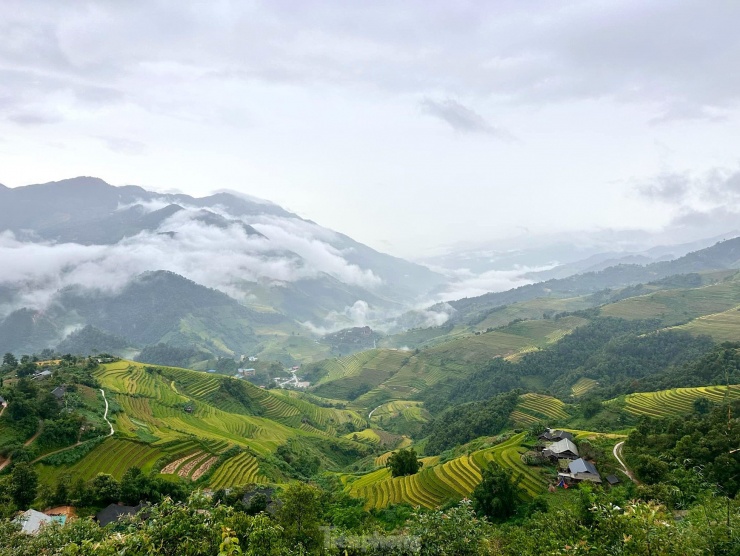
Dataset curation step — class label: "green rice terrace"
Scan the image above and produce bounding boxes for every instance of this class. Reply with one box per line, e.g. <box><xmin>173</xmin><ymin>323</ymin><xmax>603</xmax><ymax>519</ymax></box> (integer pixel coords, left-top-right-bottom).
<box><xmin>621</xmin><ymin>385</ymin><xmax>740</xmax><ymax>419</ymax></box>
<box><xmin>342</xmin><ymin>433</ymin><xmax>550</xmax><ymax>510</ymax></box>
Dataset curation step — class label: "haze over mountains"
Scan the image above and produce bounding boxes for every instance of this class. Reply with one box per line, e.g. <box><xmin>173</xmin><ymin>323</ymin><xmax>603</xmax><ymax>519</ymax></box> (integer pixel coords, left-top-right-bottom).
<box><xmin>2</xmin><ymin>176</ymin><xmax>740</xmax><ymax>362</ymax></box>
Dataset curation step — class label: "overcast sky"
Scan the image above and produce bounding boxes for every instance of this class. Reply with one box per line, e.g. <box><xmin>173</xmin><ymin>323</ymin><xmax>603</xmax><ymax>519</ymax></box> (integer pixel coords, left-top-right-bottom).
<box><xmin>1</xmin><ymin>1</ymin><xmax>739</xmax><ymax>258</ymax></box>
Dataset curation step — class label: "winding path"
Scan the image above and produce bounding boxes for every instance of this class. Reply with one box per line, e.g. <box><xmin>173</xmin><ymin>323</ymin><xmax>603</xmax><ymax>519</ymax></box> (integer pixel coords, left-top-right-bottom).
<box><xmin>368</xmin><ymin>404</ymin><xmax>384</xmax><ymax>419</ymax></box>
<box><xmin>100</xmin><ymin>389</ymin><xmax>114</xmax><ymax>437</ymax></box>
<box><xmin>613</xmin><ymin>441</ymin><xmax>639</xmax><ymax>484</ymax></box>
<box><xmin>28</xmin><ymin>389</ymin><xmax>114</xmax><ymax>464</ymax></box>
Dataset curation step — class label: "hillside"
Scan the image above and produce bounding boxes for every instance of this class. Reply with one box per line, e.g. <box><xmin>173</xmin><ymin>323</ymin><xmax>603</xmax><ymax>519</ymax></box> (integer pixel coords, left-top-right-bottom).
<box><xmin>440</xmin><ymin>239</ymin><xmax>740</xmax><ymax>325</ymax></box>
<box><xmin>24</xmin><ymin>359</ymin><xmax>379</xmax><ymax>490</ymax></box>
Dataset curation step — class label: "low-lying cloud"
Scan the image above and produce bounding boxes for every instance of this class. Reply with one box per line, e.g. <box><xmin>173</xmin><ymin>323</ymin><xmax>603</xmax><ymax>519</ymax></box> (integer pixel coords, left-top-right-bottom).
<box><xmin>0</xmin><ymin>207</ymin><xmax>383</xmax><ymax>318</ymax></box>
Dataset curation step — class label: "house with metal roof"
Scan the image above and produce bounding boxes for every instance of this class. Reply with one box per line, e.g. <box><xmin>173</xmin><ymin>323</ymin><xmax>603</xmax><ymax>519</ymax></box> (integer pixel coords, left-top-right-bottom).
<box><xmin>558</xmin><ymin>457</ymin><xmax>602</xmax><ymax>484</ymax></box>
<box><xmin>95</xmin><ymin>503</ymin><xmax>144</xmax><ymax>527</ymax></box>
<box><xmin>543</xmin><ymin>438</ymin><xmax>579</xmax><ymax>460</ymax></box>
<box><xmin>15</xmin><ymin>509</ymin><xmax>64</xmax><ymax>535</ymax></box>
<box><xmin>538</xmin><ymin>429</ymin><xmax>574</xmax><ymax>442</ymax></box>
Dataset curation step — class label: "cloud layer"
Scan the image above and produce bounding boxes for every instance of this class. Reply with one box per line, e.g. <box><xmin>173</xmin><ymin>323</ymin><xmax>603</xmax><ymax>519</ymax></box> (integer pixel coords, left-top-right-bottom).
<box><xmin>0</xmin><ymin>205</ymin><xmax>383</xmax><ymax>317</ymax></box>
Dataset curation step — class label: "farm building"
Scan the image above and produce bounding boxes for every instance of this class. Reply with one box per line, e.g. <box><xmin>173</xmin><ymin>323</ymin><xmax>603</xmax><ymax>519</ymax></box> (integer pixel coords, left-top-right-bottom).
<box><xmin>51</xmin><ymin>386</ymin><xmax>66</xmax><ymax>400</ymax></box>
<box><xmin>15</xmin><ymin>509</ymin><xmax>64</xmax><ymax>535</ymax></box>
<box><xmin>558</xmin><ymin>458</ymin><xmax>601</xmax><ymax>484</ymax></box>
<box><xmin>543</xmin><ymin>438</ymin><xmax>579</xmax><ymax>461</ymax></box>
<box><xmin>606</xmin><ymin>474</ymin><xmax>620</xmax><ymax>485</ymax></box>
<box><xmin>538</xmin><ymin>429</ymin><xmax>574</xmax><ymax>442</ymax></box>
<box><xmin>95</xmin><ymin>503</ymin><xmax>144</xmax><ymax>527</ymax></box>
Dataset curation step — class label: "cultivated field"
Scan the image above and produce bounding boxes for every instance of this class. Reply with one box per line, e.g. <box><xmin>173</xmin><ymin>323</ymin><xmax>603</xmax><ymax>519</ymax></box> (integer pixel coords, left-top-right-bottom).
<box><xmin>571</xmin><ymin>377</ymin><xmax>599</xmax><ymax>397</ymax></box>
<box><xmin>510</xmin><ymin>393</ymin><xmax>570</xmax><ymax>427</ymax></box>
<box><xmin>344</xmin><ymin>433</ymin><xmax>549</xmax><ymax>510</ymax></box>
<box><xmin>622</xmin><ymin>385</ymin><xmax>740</xmax><ymax>419</ymax></box>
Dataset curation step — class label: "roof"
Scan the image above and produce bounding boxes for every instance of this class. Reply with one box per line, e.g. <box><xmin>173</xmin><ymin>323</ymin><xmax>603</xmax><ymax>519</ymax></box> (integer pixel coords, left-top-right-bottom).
<box><xmin>51</xmin><ymin>386</ymin><xmax>66</xmax><ymax>399</ymax></box>
<box><xmin>606</xmin><ymin>474</ymin><xmax>620</xmax><ymax>485</ymax></box>
<box><xmin>15</xmin><ymin>509</ymin><xmax>58</xmax><ymax>535</ymax></box>
<box><xmin>95</xmin><ymin>503</ymin><xmax>142</xmax><ymax>526</ymax></box>
<box><xmin>539</xmin><ymin>429</ymin><xmax>574</xmax><ymax>441</ymax></box>
<box><xmin>0</xmin><ymin>395</ymin><xmax>6</xmax><ymax>404</ymax></box>
<box><xmin>546</xmin><ymin>438</ymin><xmax>579</xmax><ymax>456</ymax></box>
<box><xmin>569</xmin><ymin>458</ymin><xmax>599</xmax><ymax>476</ymax></box>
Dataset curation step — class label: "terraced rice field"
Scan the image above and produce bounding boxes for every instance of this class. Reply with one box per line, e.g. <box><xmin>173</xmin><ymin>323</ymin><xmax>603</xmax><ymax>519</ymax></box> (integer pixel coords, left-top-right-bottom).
<box><xmin>209</xmin><ymin>452</ymin><xmax>267</xmax><ymax>488</ymax></box>
<box><xmin>369</xmin><ymin>401</ymin><xmax>430</xmax><ymax>423</ymax></box>
<box><xmin>511</xmin><ymin>393</ymin><xmax>570</xmax><ymax>426</ymax></box>
<box><xmin>501</xmin><ymin>316</ymin><xmax>588</xmax><ymax>348</ymax></box>
<box><xmin>572</xmin><ymin>378</ymin><xmax>599</xmax><ymax>397</ymax></box>
<box><xmin>39</xmin><ymin>438</ymin><xmax>196</xmax><ymax>482</ymax></box>
<box><xmin>668</xmin><ymin>306</ymin><xmax>740</xmax><ymax>342</ymax></box>
<box><xmin>346</xmin><ymin>433</ymin><xmax>548</xmax><ymax>509</ymax></box>
<box><xmin>623</xmin><ymin>385</ymin><xmax>740</xmax><ymax>419</ymax></box>
<box><xmin>600</xmin><ymin>280</ymin><xmax>740</xmax><ymax>325</ymax></box>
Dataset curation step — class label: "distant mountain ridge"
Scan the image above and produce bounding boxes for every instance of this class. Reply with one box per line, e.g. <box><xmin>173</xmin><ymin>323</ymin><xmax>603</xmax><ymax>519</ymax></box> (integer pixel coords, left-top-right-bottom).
<box><xmin>442</xmin><ymin>236</ymin><xmax>740</xmax><ymax>324</ymax></box>
<box><xmin>0</xmin><ymin>176</ymin><xmax>445</xmax><ymax>358</ymax></box>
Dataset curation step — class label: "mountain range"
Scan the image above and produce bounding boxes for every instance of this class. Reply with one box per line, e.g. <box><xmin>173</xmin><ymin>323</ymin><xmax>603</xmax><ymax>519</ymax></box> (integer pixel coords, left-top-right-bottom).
<box><xmin>0</xmin><ymin>177</ymin><xmax>444</xmax><ymax>360</ymax></box>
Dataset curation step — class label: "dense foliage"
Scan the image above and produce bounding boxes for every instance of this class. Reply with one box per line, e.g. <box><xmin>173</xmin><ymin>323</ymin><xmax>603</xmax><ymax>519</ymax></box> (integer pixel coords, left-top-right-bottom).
<box><xmin>625</xmin><ymin>400</ymin><xmax>740</xmax><ymax>500</ymax></box>
<box><xmin>423</xmin><ymin>318</ymin><xmax>714</xmax><ymax>411</ymax></box>
<box><xmin>422</xmin><ymin>391</ymin><xmax>519</xmax><ymax>453</ymax></box>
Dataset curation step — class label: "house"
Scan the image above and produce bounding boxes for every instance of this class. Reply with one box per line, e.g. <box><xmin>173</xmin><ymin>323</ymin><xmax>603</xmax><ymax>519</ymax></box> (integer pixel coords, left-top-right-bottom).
<box><xmin>248</xmin><ymin>356</ymin><xmax>258</xmax><ymax>362</ymax></box>
<box><xmin>558</xmin><ymin>458</ymin><xmax>601</xmax><ymax>484</ymax></box>
<box><xmin>95</xmin><ymin>503</ymin><xmax>143</xmax><ymax>527</ymax></box>
<box><xmin>606</xmin><ymin>474</ymin><xmax>620</xmax><ymax>486</ymax></box>
<box><xmin>538</xmin><ymin>429</ymin><xmax>574</xmax><ymax>442</ymax></box>
<box><xmin>51</xmin><ymin>386</ymin><xmax>66</xmax><ymax>400</ymax></box>
<box><xmin>33</xmin><ymin>370</ymin><xmax>53</xmax><ymax>381</ymax></box>
<box><xmin>15</xmin><ymin>509</ymin><xmax>63</xmax><ymax>535</ymax></box>
<box><xmin>237</xmin><ymin>368</ymin><xmax>256</xmax><ymax>376</ymax></box>
<box><xmin>207</xmin><ymin>369</ymin><xmax>217</xmax><ymax>374</ymax></box>
<box><xmin>0</xmin><ymin>395</ymin><xmax>6</xmax><ymax>405</ymax></box>
<box><xmin>543</xmin><ymin>438</ymin><xmax>579</xmax><ymax>460</ymax></box>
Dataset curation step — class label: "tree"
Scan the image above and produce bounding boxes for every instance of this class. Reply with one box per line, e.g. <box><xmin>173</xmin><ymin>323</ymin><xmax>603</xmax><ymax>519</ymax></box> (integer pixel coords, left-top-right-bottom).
<box><xmin>471</xmin><ymin>461</ymin><xmax>520</xmax><ymax>521</ymax></box>
<box><xmin>277</xmin><ymin>482</ymin><xmax>323</xmax><ymax>553</ymax></box>
<box><xmin>2</xmin><ymin>353</ymin><xmax>18</xmax><ymax>369</ymax></box>
<box><xmin>386</xmin><ymin>448</ymin><xmax>423</xmax><ymax>477</ymax></box>
<box><xmin>693</xmin><ymin>396</ymin><xmax>711</xmax><ymax>414</ymax></box>
<box><xmin>91</xmin><ymin>473</ymin><xmax>120</xmax><ymax>505</ymax></box>
<box><xmin>120</xmin><ymin>467</ymin><xmax>151</xmax><ymax>505</ymax></box>
<box><xmin>10</xmin><ymin>463</ymin><xmax>38</xmax><ymax>508</ymax></box>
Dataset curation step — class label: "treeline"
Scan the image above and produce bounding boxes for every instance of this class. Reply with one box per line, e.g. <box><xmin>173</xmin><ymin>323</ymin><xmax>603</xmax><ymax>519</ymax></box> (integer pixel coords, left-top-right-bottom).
<box><xmin>1</xmin><ymin>474</ymin><xmax>739</xmax><ymax>555</ymax></box>
<box><xmin>422</xmin><ymin>391</ymin><xmax>519</xmax><ymax>454</ymax></box>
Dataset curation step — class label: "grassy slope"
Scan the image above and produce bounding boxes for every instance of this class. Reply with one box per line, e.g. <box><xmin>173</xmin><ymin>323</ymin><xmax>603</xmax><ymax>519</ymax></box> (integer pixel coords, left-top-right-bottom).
<box><xmin>310</xmin><ymin>316</ymin><xmax>588</xmax><ymax>411</ymax></box>
<box><xmin>36</xmin><ymin>360</ymin><xmax>370</xmax><ymax>486</ymax></box>
<box><xmin>600</xmin><ymin>277</ymin><xmax>740</xmax><ymax>325</ymax></box>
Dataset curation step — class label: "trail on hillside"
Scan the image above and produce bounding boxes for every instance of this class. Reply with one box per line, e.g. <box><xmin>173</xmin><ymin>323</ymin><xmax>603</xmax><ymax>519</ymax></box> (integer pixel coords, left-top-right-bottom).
<box><xmin>29</xmin><ymin>390</ymin><xmax>115</xmax><ymax>464</ymax></box>
<box><xmin>100</xmin><ymin>389</ymin><xmax>114</xmax><ymax>436</ymax></box>
<box><xmin>613</xmin><ymin>441</ymin><xmax>639</xmax><ymax>484</ymax></box>
<box><xmin>24</xmin><ymin>419</ymin><xmax>44</xmax><ymax>447</ymax></box>
<box><xmin>0</xmin><ymin>418</ymin><xmax>44</xmax><ymax>471</ymax></box>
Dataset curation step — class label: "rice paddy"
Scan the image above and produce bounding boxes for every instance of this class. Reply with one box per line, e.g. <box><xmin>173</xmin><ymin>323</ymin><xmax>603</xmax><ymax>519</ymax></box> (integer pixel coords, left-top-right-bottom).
<box><xmin>344</xmin><ymin>433</ymin><xmax>549</xmax><ymax>510</ymax></box>
<box><xmin>622</xmin><ymin>385</ymin><xmax>740</xmax><ymax>419</ymax></box>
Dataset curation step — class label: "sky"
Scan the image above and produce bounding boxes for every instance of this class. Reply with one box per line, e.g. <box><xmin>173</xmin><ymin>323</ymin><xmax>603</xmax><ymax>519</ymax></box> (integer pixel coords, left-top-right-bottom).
<box><xmin>1</xmin><ymin>1</ymin><xmax>740</xmax><ymax>258</ymax></box>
